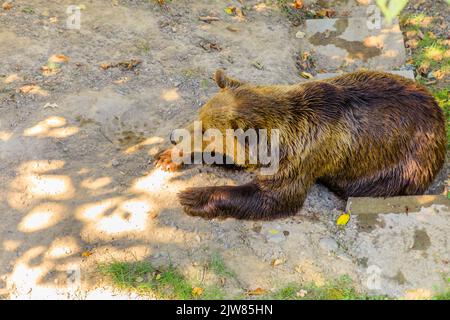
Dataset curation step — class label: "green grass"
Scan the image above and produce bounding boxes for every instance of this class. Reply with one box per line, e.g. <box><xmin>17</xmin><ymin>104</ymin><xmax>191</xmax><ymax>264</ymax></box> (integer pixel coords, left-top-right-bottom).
<box><xmin>268</xmin><ymin>275</ymin><xmax>388</xmax><ymax>300</ymax></box>
<box><xmin>401</xmin><ymin>14</ymin><xmax>450</xmax><ymax>79</ymax></box>
<box><xmin>400</xmin><ymin>13</ymin><xmax>450</xmax><ymax>148</ymax></box>
<box><xmin>433</xmin><ymin>88</ymin><xmax>450</xmax><ymax>148</ymax></box>
<box><xmin>100</xmin><ymin>262</ymin><xmax>450</xmax><ymax>300</ymax></box>
<box><xmin>209</xmin><ymin>252</ymin><xmax>236</xmax><ymax>278</ymax></box>
<box><xmin>99</xmin><ymin>260</ymin><xmax>226</xmax><ymax>300</ymax></box>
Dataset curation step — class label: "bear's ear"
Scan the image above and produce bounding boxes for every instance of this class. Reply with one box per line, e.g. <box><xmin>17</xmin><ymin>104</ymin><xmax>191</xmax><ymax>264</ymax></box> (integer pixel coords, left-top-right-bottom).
<box><xmin>214</xmin><ymin>69</ymin><xmax>243</xmax><ymax>89</ymax></box>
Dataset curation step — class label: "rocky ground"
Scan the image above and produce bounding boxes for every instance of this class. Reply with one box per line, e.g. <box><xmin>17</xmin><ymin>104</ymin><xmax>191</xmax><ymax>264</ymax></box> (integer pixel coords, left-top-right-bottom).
<box><xmin>0</xmin><ymin>0</ymin><xmax>448</xmax><ymax>299</ymax></box>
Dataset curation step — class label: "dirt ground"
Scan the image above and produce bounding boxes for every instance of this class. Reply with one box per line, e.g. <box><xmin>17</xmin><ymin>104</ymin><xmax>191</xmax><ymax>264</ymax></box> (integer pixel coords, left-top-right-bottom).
<box><xmin>0</xmin><ymin>0</ymin><xmax>448</xmax><ymax>299</ymax></box>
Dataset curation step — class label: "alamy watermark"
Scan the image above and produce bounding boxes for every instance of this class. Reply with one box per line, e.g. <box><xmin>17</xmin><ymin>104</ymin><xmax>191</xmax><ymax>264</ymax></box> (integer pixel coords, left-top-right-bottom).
<box><xmin>170</xmin><ymin>121</ymin><xmax>280</xmax><ymax>175</ymax></box>
<box><xmin>367</xmin><ymin>5</ymin><xmax>381</xmax><ymax>30</ymax></box>
<box><xmin>66</xmin><ymin>5</ymin><xmax>81</xmax><ymax>30</ymax></box>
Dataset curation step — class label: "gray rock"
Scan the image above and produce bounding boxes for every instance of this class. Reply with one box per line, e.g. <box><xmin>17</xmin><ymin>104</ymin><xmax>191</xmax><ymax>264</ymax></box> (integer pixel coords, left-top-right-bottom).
<box><xmin>319</xmin><ymin>237</ymin><xmax>339</xmax><ymax>252</ymax></box>
<box><xmin>267</xmin><ymin>233</ymin><xmax>286</xmax><ymax>244</ymax></box>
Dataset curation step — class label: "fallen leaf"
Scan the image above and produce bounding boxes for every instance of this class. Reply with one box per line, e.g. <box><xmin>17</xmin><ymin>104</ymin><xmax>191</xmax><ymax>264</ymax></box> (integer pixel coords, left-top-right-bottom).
<box><xmin>19</xmin><ymin>85</ymin><xmax>49</xmax><ymax>96</ymax></box>
<box><xmin>293</xmin><ymin>0</ymin><xmax>303</xmax><ymax>9</ymax></box>
<box><xmin>199</xmin><ymin>16</ymin><xmax>220</xmax><ymax>23</ymax></box>
<box><xmin>315</xmin><ymin>8</ymin><xmax>335</xmax><ymax>18</ymax></box>
<box><xmin>336</xmin><ymin>212</ymin><xmax>350</xmax><ymax>226</ymax></box>
<box><xmin>271</xmin><ymin>258</ymin><xmax>285</xmax><ymax>267</ymax></box>
<box><xmin>300</xmin><ymin>71</ymin><xmax>313</xmax><ymax>79</ymax></box>
<box><xmin>49</xmin><ymin>54</ymin><xmax>69</xmax><ymax>63</ymax></box>
<box><xmin>113</xmin><ymin>76</ymin><xmax>129</xmax><ymax>84</ymax></box>
<box><xmin>100</xmin><ymin>59</ymin><xmax>141</xmax><ymax>71</ymax></box>
<box><xmin>192</xmin><ymin>287</ymin><xmax>204</xmax><ymax>296</ymax></box>
<box><xmin>155</xmin><ymin>273</ymin><xmax>161</xmax><ymax>280</ymax></box>
<box><xmin>43</xmin><ymin>102</ymin><xmax>58</xmax><ymax>109</ymax></box>
<box><xmin>224</xmin><ymin>6</ymin><xmax>236</xmax><ymax>15</ymax></box>
<box><xmin>235</xmin><ymin>8</ymin><xmax>245</xmax><ymax>20</ymax></box>
<box><xmin>81</xmin><ymin>251</ymin><xmax>92</xmax><ymax>257</ymax></box>
<box><xmin>226</xmin><ymin>26</ymin><xmax>239</xmax><ymax>32</ymax></box>
<box><xmin>246</xmin><ymin>287</ymin><xmax>268</xmax><ymax>296</ymax></box>
<box><xmin>252</xmin><ymin>61</ymin><xmax>264</xmax><ymax>70</ymax></box>
<box><xmin>2</xmin><ymin>2</ymin><xmax>13</xmax><ymax>10</ymax></box>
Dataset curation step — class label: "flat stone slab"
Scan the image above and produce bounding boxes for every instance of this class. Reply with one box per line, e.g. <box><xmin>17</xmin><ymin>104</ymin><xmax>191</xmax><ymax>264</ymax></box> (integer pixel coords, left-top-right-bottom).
<box><xmin>346</xmin><ymin>195</ymin><xmax>450</xmax><ymax>215</ymax></box>
<box><xmin>314</xmin><ymin>69</ymin><xmax>415</xmax><ymax>80</ymax></box>
<box><xmin>344</xmin><ymin>205</ymin><xmax>450</xmax><ymax>298</ymax></box>
<box><xmin>303</xmin><ymin>17</ymin><xmax>407</xmax><ymax>72</ymax></box>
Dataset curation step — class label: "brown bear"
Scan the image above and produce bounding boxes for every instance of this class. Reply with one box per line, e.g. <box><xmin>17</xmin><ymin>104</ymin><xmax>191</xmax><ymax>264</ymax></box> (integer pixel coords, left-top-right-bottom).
<box><xmin>156</xmin><ymin>70</ymin><xmax>446</xmax><ymax>220</ymax></box>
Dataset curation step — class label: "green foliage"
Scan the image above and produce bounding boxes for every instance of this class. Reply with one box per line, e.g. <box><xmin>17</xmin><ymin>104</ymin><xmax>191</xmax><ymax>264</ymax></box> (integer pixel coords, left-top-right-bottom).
<box><xmin>99</xmin><ymin>261</ymin><xmax>208</xmax><ymax>299</ymax></box>
<box><xmin>209</xmin><ymin>252</ymin><xmax>235</xmax><ymax>278</ymax></box>
<box><xmin>433</xmin><ymin>88</ymin><xmax>450</xmax><ymax>148</ymax></box>
<box><xmin>376</xmin><ymin>0</ymin><xmax>409</xmax><ymax>23</ymax></box>
<box><xmin>269</xmin><ymin>275</ymin><xmax>389</xmax><ymax>300</ymax></box>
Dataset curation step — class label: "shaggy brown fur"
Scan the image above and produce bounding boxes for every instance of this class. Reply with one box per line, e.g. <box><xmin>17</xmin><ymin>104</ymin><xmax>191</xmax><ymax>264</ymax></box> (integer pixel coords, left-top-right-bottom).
<box><xmin>155</xmin><ymin>70</ymin><xmax>446</xmax><ymax>220</ymax></box>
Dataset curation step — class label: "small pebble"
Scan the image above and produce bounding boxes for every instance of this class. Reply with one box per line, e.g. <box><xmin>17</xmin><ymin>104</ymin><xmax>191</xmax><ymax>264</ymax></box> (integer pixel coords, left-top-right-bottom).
<box><xmin>319</xmin><ymin>237</ymin><xmax>339</xmax><ymax>252</ymax></box>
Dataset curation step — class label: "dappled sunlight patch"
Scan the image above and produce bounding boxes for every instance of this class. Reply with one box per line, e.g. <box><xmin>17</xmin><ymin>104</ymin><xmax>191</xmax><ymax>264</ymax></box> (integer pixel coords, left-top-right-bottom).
<box><xmin>8</xmin><ymin>160</ymin><xmax>73</xmax><ymax>210</ymax></box>
<box><xmin>124</xmin><ymin>136</ymin><xmax>164</xmax><ymax>154</ymax></box>
<box><xmin>132</xmin><ymin>168</ymin><xmax>177</xmax><ymax>194</ymax></box>
<box><xmin>47</xmin><ymin>126</ymin><xmax>79</xmax><ymax>138</ymax></box>
<box><xmin>363</xmin><ymin>35</ymin><xmax>385</xmax><ymax>48</ymax></box>
<box><xmin>3</xmin><ymin>239</ymin><xmax>21</xmax><ymax>252</ymax></box>
<box><xmin>77</xmin><ymin>167</ymin><xmax>92</xmax><ymax>175</ymax></box>
<box><xmin>95</xmin><ymin>198</ymin><xmax>151</xmax><ymax>234</ymax></box>
<box><xmin>404</xmin><ymin>288</ymin><xmax>433</xmax><ymax>300</ymax></box>
<box><xmin>0</xmin><ymin>130</ymin><xmax>13</xmax><ymax>141</ymax></box>
<box><xmin>23</xmin><ymin>116</ymin><xmax>79</xmax><ymax>138</ymax></box>
<box><xmin>253</xmin><ymin>3</ymin><xmax>271</xmax><ymax>12</ymax></box>
<box><xmin>77</xmin><ymin>197</ymin><xmax>152</xmax><ymax>236</ymax></box>
<box><xmin>81</xmin><ymin>177</ymin><xmax>112</xmax><ymax>190</ymax></box>
<box><xmin>7</xmin><ymin>245</ymin><xmax>67</xmax><ymax>299</ymax></box>
<box><xmin>26</xmin><ymin>174</ymin><xmax>74</xmax><ymax>200</ymax></box>
<box><xmin>18</xmin><ymin>202</ymin><xmax>65</xmax><ymax>232</ymax></box>
<box><xmin>3</xmin><ymin>73</ymin><xmax>22</xmax><ymax>84</ymax></box>
<box><xmin>424</xmin><ymin>46</ymin><xmax>445</xmax><ymax>62</ymax></box>
<box><xmin>46</xmin><ymin>237</ymin><xmax>80</xmax><ymax>259</ymax></box>
<box><xmin>161</xmin><ymin>88</ymin><xmax>180</xmax><ymax>102</ymax></box>
<box><xmin>77</xmin><ymin>197</ymin><xmax>122</xmax><ymax>221</ymax></box>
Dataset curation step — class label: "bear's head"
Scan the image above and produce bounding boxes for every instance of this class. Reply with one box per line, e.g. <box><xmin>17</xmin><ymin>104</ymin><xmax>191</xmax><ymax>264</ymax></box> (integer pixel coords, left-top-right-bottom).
<box><xmin>197</xmin><ymin>69</ymin><xmax>247</xmax><ymax>134</ymax></box>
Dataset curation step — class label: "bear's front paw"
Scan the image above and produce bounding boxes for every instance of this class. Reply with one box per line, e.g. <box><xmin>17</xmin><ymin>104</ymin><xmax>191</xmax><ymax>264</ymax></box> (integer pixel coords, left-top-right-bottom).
<box><xmin>154</xmin><ymin>147</ymin><xmax>183</xmax><ymax>172</ymax></box>
<box><xmin>178</xmin><ymin>187</ymin><xmax>223</xmax><ymax>219</ymax></box>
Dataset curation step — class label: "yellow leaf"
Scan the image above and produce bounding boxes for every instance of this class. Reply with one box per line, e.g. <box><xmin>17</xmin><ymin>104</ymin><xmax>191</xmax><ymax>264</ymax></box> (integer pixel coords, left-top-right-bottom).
<box><xmin>300</xmin><ymin>72</ymin><xmax>313</xmax><ymax>79</ymax></box>
<box><xmin>155</xmin><ymin>274</ymin><xmax>161</xmax><ymax>280</ymax></box>
<box><xmin>224</xmin><ymin>6</ymin><xmax>235</xmax><ymax>15</ymax></box>
<box><xmin>246</xmin><ymin>287</ymin><xmax>268</xmax><ymax>296</ymax></box>
<box><xmin>81</xmin><ymin>251</ymin><xmax>92</xmax><ymax>257</ymax></box>
<box><xmin>336</xmin><ymin>213</ymin><xmax>350</xmax><ymax>226</ymax></box>
<box><xmin>192</xmin><ymin>287</ymin><xmax>204</xmax><ymax>296</ymax></box>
